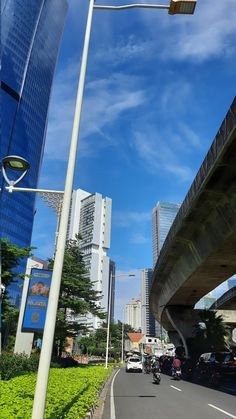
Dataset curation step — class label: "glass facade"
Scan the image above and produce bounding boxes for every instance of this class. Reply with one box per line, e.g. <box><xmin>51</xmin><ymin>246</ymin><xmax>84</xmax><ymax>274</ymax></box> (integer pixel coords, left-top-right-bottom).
<box><xmin>152</xmin><ymin>202</ymin><xmax>181</xmax><ymax>266</ymax></box>
<box><xmin>1</xmin><ymin>0</ymin><xmax>67</xmax><ymax>302</ymax></box>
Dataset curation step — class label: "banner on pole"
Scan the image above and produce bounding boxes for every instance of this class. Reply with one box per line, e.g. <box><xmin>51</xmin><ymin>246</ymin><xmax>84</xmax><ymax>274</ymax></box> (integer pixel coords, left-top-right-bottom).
<box><xmin>22</xmin><ymin>269</ymin><xmax>52</xmax><ymax>332</ymax></box>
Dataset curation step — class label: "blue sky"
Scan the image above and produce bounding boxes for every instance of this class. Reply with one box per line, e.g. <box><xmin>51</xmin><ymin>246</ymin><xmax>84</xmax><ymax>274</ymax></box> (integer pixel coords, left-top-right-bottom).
<box><xmin>31</xmin><ymin>0</ymin><xmax>236</xmax><ymax>320</ymax></box>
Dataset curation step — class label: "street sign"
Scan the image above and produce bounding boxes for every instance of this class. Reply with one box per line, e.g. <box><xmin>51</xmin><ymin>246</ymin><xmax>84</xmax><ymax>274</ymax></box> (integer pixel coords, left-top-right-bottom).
<box><xmin>22</xmin><ymin>269</ymin><xmax>52</xmax><ymax>332</ymax></box>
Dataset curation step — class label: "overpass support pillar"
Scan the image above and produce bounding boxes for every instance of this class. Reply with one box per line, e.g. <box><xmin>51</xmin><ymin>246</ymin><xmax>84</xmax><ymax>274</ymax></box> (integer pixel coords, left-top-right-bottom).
<box><xmin>165</xmin><ymin>306</ymin><xmax>200</xmax><ymax>358</ymax></box>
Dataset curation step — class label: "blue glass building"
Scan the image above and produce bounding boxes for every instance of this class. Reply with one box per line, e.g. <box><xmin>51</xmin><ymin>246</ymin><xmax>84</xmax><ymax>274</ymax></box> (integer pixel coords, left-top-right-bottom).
<box><xmin>152</xmin><ymin>201</ymin><xmax>181</xmax><ymax>266</ymax></box>
<box><xmin>1</xmin><ymin>0</ymin><xmax>68</xmax><ymax>300</ymax></box>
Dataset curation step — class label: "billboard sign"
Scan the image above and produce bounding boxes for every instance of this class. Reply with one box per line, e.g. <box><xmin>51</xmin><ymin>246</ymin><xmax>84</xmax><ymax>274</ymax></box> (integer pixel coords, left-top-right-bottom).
<box><xmin>22</xmin><ymin>269</ymin><xmax>52</xmax><ymax>332</ymax></box>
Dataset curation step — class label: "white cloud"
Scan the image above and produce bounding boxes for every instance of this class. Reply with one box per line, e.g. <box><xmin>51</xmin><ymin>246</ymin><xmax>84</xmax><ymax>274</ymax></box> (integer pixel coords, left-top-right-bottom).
<box><xmin>132</xmin><ymin>128</ymin><xmax>195</xmax><ymax>182</ymax></box>
<box><xmin>94</xmin><ymin>35</ymin><xmax>154</xmax><ymax>66</ymax></box>
<box><xmin>160</xmin><ymin>81</ymin><xmax>192</xmax><ymax>114</ymax></box>
<box><xmin>161</xmin><ymin>0</ymin><xmax>236</xmax><ymax>62</ymax></box>
<box><xmin>113</xmin><ymin>210</ymin><xmax>150</xmax><ymax>227</ymax></box>
<box><xmin>45</xmin><ymin>67</ymin><xmax>147</xmax><ymax>160</ymax></box>
<box><xmin>130</xmin><ymin>233</ymin><xmax>148</xmax><ymax>244</ymax></box>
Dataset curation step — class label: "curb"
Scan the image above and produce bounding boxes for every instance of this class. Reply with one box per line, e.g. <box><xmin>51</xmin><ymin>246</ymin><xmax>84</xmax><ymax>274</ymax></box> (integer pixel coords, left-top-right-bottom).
<box><xmin>84</xmin><ymin>367</ymin><xmax>120</xmax><ymax>419</ymax></box>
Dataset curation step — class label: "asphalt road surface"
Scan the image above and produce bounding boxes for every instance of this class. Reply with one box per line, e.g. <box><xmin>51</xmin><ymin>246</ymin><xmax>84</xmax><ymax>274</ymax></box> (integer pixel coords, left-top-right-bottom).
<box><xmin>102</xmin><ymin>367</ymin><xmax>236</xmax><ymax>419</ymax></box>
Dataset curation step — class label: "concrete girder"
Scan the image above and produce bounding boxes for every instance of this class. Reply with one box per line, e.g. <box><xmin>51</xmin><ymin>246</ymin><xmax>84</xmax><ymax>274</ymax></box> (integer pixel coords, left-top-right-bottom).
<box><xmin>150</xmin><ymin>98</ymin><xmax>236</xmax><ymax>341</ymax></box>
<box><xmin>162</xmin><ymin>308</ymin><xmax>236</xmax><ymax>355</ymax></box>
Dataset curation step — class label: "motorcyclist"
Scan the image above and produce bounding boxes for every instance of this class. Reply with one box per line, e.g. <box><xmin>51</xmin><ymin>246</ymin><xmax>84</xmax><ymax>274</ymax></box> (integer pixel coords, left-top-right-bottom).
<box><xmin>172</xmin><ymin>356</ymin><xmax>181</xmax><ymax>370</ymax></box>
<box><xmin>152</xmin><ymin>356</ymin><xmax>160</xmax><ymax>373</ymax></box>
<box><xmin>172</xmin><ymin>356</ymin><xmax>181</xmax><ymax>377</ymax></box>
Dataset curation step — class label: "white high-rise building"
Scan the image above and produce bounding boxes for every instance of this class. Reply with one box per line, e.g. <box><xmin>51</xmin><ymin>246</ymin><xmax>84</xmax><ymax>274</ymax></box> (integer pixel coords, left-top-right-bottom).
<box><xmin>141</xmin><ymin>269</ymin><xmax>156</xmax><ymax>336</ymax></box>
<box><xmin>125</xmin><ymin>298</ymin><xmax>141</xmax><ymax>331</ymax></box>
<box><xmin>68</xmin><ymin>188</ymin><xmax>112</xmax><ymax>329</ymax></box>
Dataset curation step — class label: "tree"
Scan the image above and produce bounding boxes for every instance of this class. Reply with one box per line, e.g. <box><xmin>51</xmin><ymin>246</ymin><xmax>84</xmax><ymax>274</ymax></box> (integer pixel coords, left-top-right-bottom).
<box><xmin>188</xmin><ymin>310</ymin><xmax>230</xmax><ymax>358</ymax></box>
<box><xmin>1</xmin><ymin>238</ymin><xmax>33</xmax><ymax>351</ymax></box>
<box><xmin>1</xmin><ymin>238</ymin><xmax>33</xmax><ymax>287</ymax></box>
<box><xmin>78</xmin><ymin>321</ymin><xmax>135</xmax><ymax>359</ymax></box>
<box><xmin>48</xmin><ymin>236</ymin><xmax>105</xmax><ymax>356</ymax></box>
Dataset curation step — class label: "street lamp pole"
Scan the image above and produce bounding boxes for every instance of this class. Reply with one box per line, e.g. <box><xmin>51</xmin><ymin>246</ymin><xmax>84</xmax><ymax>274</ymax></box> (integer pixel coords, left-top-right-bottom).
<box><xmin>105</xmin><ymin>274</ymin><xmax>135</xmax><ymax>368</ymax></box>
<box><xmin>31</xmin><ymin>0</ymin><xmax>95</xmax><ymax>417</ymax></box>
<box><xmin>105</xmin><ymin>271</ymin><xmax>113</xmax><ymax>369</ymax></box>
<box><xmin>121</xmin><ymin>307</ymin><xmax>125</xmax><ymax>363</ymax></box>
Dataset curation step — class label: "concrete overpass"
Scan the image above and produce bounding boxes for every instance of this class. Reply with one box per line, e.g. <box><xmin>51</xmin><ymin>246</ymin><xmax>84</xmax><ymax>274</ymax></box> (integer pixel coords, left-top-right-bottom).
<box><xmin>211</xmin><ymin>286</ymin><xmax>236</xmax><ymax>310</ymax></box>
<box><xmin>150</xmin><ymin>97</ymin><xmax>236</xmax><ymax>355</ymax></box>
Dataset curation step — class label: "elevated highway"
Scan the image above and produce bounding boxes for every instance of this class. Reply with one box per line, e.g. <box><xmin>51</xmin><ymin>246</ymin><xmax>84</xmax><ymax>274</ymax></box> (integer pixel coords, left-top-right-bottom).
<box><xmin>211</xmin><ymin>286</ymin><xmax>236</xmax><ymax>310</ymax></box>
<box><xmin>150</xmin><ymin>97</ymin><xmax>236</xmax><ymax>354</ymax></box>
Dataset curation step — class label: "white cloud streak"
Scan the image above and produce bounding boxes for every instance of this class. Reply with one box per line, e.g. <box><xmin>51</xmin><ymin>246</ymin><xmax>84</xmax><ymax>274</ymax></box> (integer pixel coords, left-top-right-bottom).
<box><xmin>161</xmin><ymin>0</ymin><xmax>236</xmax><ymax>62</ymax></box>
<box><xmin>113</xmin><ymin>210</ymin><xmax>150</xmax><ymax>227</ymax></box>
<box><xmin>45</xmin><ymin>68</ymin><xmax>147</xmax><ymax>160</ymax></box>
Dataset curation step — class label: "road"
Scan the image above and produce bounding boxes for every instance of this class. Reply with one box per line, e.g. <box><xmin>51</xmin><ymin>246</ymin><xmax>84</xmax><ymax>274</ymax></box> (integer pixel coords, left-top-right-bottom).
<box><xmin>102</xmin><ymin>367</ymin><xmax>236</xmax><ymax>419</ymax></box>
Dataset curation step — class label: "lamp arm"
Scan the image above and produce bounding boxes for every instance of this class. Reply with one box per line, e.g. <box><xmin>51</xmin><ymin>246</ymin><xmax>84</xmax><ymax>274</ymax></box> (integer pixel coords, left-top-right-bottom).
<box><xmin>94</xmin><ymin>3</ymin><xmax>169</xmax><ymax>10</ymax></box>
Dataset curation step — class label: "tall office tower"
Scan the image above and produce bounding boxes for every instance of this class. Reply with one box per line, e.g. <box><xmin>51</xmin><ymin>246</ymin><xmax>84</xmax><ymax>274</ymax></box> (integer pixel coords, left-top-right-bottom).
<box><xmin>68</xmin><ymin>189</ymin><xmax>112</xmax><ymax>329</ymax></box>
<box><xmin>109</xmin><ymin>260</ymin><xmax>116</xmax><ymax>324</ymax></box>
<box><xmin>152</xmin><ymin>201</ymin><xmax>181</xmax><ymax>267</ymax></box>
<box><xmin>152</xmin><ymin>201</ymin><xmax>180</xmax><ymax>337</ymax></box>
<box><xmin>125</xmin><ymin>298</ymin><xmax>142</xmax><ymax>331</ymax></box>
<box><xmin>1</xmin><ymin>0</ymin><xmax>68</xmax><ymax>300</ymax></box>
<box><xmin>141</xmin><ymin>269</ymin><xmax>156</xmax><ymax>336</ymax></box>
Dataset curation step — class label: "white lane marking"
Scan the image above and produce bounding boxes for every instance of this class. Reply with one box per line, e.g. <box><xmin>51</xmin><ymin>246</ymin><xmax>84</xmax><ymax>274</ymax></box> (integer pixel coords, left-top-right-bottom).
<box><xmin>170</xmin><ymin>385</ymin><xmax>182</xmax><ymax>392</ymax></box>
<box><xmin>208</xmin><ymin>404</ymin><xmax>236</xmax><ymax>419</ymax></box>
<box><xmin>110</xmin><ymin>369</ymin><xmax>120</xmax><ymax>419</ymax></box>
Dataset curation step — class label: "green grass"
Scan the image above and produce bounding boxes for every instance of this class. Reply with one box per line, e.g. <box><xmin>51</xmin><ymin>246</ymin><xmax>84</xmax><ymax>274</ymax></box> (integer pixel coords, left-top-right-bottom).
<box><xmin>0</xmin><ymin>366</ymin><xmax>112</xmax><ymax>418</ymax></box>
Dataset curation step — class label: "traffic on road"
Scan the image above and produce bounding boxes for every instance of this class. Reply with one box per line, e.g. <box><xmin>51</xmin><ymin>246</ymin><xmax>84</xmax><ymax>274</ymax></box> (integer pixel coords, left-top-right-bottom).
<box><xmin>102</xmin><ymin>352</ymin><xmax>236</xmax><ymax>419</ymax></box>
<box><xmin>102</xmin><ymin>365</ymin><xmax>236</xmax><ymax>419</ymax></box>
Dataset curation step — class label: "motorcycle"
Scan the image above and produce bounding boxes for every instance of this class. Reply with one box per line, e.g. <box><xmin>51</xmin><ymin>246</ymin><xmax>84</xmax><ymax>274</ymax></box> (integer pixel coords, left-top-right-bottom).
<box><xmin>172</xmin><ymin>367</ymin><xmax>181</xmax><ymax>380</ymax></box>
<box><xmin>153</xmin><ymin>369</ymin><xmax>161</xmax><ymax>384</ymax></box>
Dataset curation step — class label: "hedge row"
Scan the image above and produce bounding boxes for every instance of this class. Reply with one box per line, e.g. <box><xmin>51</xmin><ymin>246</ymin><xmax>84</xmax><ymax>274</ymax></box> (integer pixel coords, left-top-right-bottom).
<box><xmin>0</xmin><ymin>353</ymin><xmax>81</xmax><ymax>380</ymax></box>
<box><xmin>0</xmin><ymin>366</ymin><xmax>112</xmax><ymax>418</ymax></box>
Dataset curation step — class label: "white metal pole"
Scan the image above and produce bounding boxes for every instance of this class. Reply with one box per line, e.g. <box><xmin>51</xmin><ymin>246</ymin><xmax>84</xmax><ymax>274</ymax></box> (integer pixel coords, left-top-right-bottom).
<box><xmin>31</xmin><ymin>1</ymin><xmax>95</xmax><ymax>417</ymax></box>
<box><xmin>121</xmin><ymin>307</ymin><xmax>125</xmax><ymax>363</ymax></box>
<box><xmin>105</xmin><ymin>272</ymin><xmax>113</xmax><ymax>369</ymax></box>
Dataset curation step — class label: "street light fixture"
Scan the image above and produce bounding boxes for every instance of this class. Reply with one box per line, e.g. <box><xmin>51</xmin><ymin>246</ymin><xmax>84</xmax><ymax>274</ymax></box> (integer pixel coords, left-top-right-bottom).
<box><xmin>30</xmin><ymin>1</ymin><xmax>197</xmax><ymax>417</ymax></box>
<box><xmin>2</xmin><ymin>155</ymin><xmax>30</xmax><ymax>187</ymax></box>
<box><xmin>169</xmin><ymin>0</ymin><xmax>197</xmax><ymax>15</ymax></box>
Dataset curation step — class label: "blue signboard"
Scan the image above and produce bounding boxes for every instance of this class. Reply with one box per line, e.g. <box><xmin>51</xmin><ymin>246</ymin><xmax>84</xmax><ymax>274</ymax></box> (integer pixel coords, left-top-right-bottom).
<box><xmin>22</xmin><ymin>269</ymin><xmax>52</xmax><ymax>332</ymax></box>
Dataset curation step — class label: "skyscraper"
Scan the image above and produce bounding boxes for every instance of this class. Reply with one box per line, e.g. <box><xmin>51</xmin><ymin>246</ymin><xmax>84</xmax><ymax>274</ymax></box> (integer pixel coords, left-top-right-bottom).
<box><xmin>68</xmin><ymin>189</ymin><xmax>112</xmax><ymax>329</ymax></box>
<box><xmin>109</xmin><ymin>260</ymin><xmax>116</xmax><ymax>324</ymax></box>
<box><xmin>141</xmin><ymin>268</ymin><xmax>156</xmax><ymax>336</ymax></box>
<box><xmin>125</xmin><ymin>298</ymin><xmax>141</xmax><ymax>331</ymax></box>
<box><xmin>152</xmin><ymin>201</ymin><xmax>181</xmax><ymax>266</ymax></box>
<box><xmin>152</xmin><ymin>201</ymin><xmax>180</xmax><ymax>336</ymax></box>
<box><xmin>1</xmin><ymin>0</ymin><xmax>67</xmax><ymax>247</ymax></box>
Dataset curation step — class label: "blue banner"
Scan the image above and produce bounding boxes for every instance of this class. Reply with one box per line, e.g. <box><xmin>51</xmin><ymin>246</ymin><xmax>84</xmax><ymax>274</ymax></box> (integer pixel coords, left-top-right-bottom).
<box><xmin>22</xmin><ymin>268</ymin><xmax>52</xmax><ymax>332</ymax></box>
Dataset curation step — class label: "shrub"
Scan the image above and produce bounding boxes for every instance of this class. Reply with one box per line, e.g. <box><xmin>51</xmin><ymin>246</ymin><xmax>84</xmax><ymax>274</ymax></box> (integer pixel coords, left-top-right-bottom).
<box><xmin>51</xmin><ymin>356</ymin><xmax>79</xmax><ymax>368</ymax></box>
<box><xmin>0</xmin><ymin>353</ymin><xmax>81</xmax><ymax>381</ymax></box>
<box><xmin>0</xmin><ymin>353</ymin><xmax>39</xmax><ymax>380</ymax></box>
<box><xmin>0</xmin><ymin>366</ymin><xmax>112</xmax><ymax>418</ymax></box>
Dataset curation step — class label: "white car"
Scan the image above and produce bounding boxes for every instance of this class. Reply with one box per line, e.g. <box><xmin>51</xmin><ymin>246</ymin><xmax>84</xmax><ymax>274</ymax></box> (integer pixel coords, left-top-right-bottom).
<box><xmin>126</xmin><ymin>357</ymin><xmax>143</xmax><ymax>373</ymax></box>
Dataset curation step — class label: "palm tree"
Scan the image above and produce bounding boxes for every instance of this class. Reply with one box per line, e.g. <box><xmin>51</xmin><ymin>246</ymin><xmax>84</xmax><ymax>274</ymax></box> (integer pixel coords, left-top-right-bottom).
<box><xmin>189</xmin><ymin>310</ymin><xmax>230</xmax><ymax>357</ymax></box>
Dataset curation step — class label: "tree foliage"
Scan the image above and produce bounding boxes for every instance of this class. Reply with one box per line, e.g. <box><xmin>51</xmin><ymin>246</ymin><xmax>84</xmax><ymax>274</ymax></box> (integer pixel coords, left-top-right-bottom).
<box><xmin>188</xmin><ymin>310</ymin><xmax>230</xmax><ymax>358</ymax></box>
<box><xmin>48</xmin><ymin>236</ymin><xmax>105</xmax><ymax>354</ymax></box>
<box><xmin>1</xmin><ymin>237</ymin><xmax>33</xmax><ymax>287</ymax></box>
<box><xmin>79</xmin><ymin>321</ymin><xmax>135</xmax><ymax>358</ymax></box>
